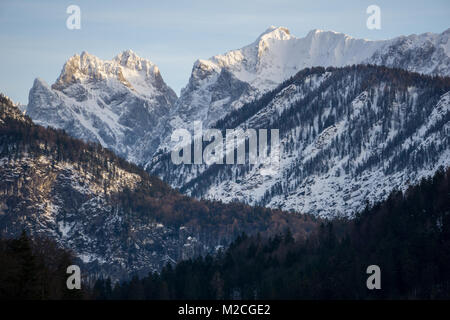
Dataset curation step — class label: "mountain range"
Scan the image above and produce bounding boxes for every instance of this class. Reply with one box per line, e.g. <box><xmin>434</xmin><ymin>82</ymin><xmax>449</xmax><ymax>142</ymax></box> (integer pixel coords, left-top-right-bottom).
<box><xmin>21</xmin><ymin>26</ymin><xmax>450</xmax><ymax>218</ymax></box>
<box><xmin>27</xmin><ymin>50</ymin><xmax>177</xmax><ymax>164</ymax></box>
<box><xmin>0</xmin><ymin>94</ymin><xmax>316</xmax><ymax>280</ymax></box>
<box><xmin>2</xmin><ymin>25</ymin><xmax>450</xmax><ymax>279</ymax></box>
<box><xmin>152</xmin><ymin>65</ymin><xmax>450</xmax><ymax>217</ymax></box>
<box><xmin>26</xmin><ymin>27</ymin><xmax>450</xmax><ymax>166</ymax></box>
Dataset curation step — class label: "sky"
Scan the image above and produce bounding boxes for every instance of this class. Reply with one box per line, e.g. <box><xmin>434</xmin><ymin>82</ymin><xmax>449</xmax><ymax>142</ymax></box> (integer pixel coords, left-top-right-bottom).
<box><xmin>0</xmin><ymin>0</ymin><xmax>449</xmax><ymax>104</ymax></box>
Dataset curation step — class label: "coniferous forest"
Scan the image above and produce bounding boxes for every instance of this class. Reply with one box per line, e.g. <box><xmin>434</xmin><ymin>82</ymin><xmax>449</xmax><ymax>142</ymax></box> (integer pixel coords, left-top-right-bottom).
<box><xmin>2</xmin><ymin>1</ymin><xmax>450</xmax><ymax>309</ymax></box>
<box><xmin>1</xmin><ymin>67</ymin><xmax>450</xmax><ymax>299</ymax></box>
<box><xmin>90</xmin><ymin>167</ymin><xmax>450</xmax><ymax>300</ymax></box>
<box><xmin>1</xmin><ymin>88</ymin><xmax>450</xmax><ymax>299</ymax></box>
<box><xmin>2</xmin><ymin>166</ymin><xmax>449</xmax><ymax>299</ymax></box>
<box><xmin>0</xmin><ymin>231</ymin><xmax>84</xmax><ymax>299</ymax></box>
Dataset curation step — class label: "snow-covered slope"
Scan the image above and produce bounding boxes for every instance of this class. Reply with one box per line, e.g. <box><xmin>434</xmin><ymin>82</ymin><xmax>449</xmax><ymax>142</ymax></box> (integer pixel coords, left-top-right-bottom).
<box><xmin>205</xmin><ymin>26</ymin><xmax>450</xmax><ymax>92</ymax></box>
<box><xmin>163</xmin><ymin>27</ymin><xmax>385</xmax><ymax>134</ymax></box>
<box><xmin>150</xmin><ymin>65</ymin><xmax>450</xmax><ymax>217</ymax></box>
<box><xmin>151</xmin><ymin>26</ymin><xmax>450</xmax><ymax>164</ymax></box>
<box><xmin>367</xmin><ymin>28</ymin><xmax>450</xmax><ymax>76</ymax></box>
<box><xmin>211</xmin><ymin>27</ymin><xmax>383</xmax><ymax>91</ymax></box>
<box><xmin>26</xmin><ymin>50</ymin><xmax>177</xmax><ymax>163</ymax></box>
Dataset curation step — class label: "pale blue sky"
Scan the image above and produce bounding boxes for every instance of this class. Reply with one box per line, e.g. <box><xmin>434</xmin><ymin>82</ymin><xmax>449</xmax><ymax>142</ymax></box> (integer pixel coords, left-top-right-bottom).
<box><xmin>0</xmin><ymin>0</ymin><xmax>449</xmax><ymax>104</ymax></box>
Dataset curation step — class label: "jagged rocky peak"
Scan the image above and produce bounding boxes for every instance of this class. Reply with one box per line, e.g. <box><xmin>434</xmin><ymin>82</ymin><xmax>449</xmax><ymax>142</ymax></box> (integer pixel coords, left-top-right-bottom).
<box><xmin>193</xmin><ymin>58</ymin><xmax>220</xmax><ymax>72</ymax></box>
<box><xmin>28</xmin><ymin>77</ymin><xmax>57</xmax><ymax>107</ymax></box>
<box><xmin>26</xmin><ymin>50</ymin><xmax>177</xmax><ymax>164</ymax></box>
<box><xmin>0</xmin><ymin>93</ymin><xmax>21</xmax><ymax>113</ymax></box>
<box><xmin>51</xmin><ymin>50</ymin><xmax>169</xmax><ymax>94</ymax></box>
<box><xmin>185</xmin><ymin>26</ymin><xmax>296</xmax><ymax>89</ymax></box>
<box><xmin>189</xmin><ymin>59</ymin><xmax>220</xmax><ymax>83</ymax></box>
<box><xmin>0</xmin><ymin>93</ymin><xmax>17</xmax><ymax>108</ymax></box>
<box><xmin>203</xmin><ymin>26</ymin><xmax>450</xmax><ymax>96</ymax></box>
<box><xmin>114</xmin><ymin>49</ymin><xmax>158</xmax><ymax>74</ymax></box>
<box><xmin>33</xmin><ymin>77</ymin><xmax>50</xmax><ymax>88</ymax></box>
<box><xmin>52</xmin><ymin>51</ymin><xmax>114</xmax><ymax>89</ymax></box>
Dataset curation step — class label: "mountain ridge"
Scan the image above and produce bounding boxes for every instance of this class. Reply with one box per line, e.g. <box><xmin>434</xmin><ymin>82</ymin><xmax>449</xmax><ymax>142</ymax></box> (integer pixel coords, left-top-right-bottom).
<box><xmin>149</xmin><ymin>65</ymin><xmax>450</xmax><ymax>217</ymax></box>
<box><xmin>0</xmin><ymin>93</ymin><xmax>317</xmax><ymax>280</ymax></box>
<box><xmin>23</xmin><ymin>26</ymin><xmax>450</xmax><ymax>218</ymax></box>
<box><xmin>26</xmin><ymin>50</ymin><xmax>177</xmax><ymax>164</ymax></box>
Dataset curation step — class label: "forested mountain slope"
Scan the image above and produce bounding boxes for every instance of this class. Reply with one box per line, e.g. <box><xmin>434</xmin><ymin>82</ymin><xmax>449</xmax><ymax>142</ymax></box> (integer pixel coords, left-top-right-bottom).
<box><xmin>150</xmin><ymin>65</ymin><xmax>450</xmax><ymax>217</ymax></box>
<box><xmin>0</xmin><ymin>94</ymin><xmax>318</xmax><ymax>281</ymax></box>
<box><xmin>100</xmin><ymin>167</ymin><xmax>450</xmax><ymax>299</ymax></box>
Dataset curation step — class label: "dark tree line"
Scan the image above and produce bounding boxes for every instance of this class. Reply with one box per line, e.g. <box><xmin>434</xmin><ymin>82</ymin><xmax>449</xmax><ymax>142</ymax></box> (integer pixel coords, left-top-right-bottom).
<box><xmin>0</xmin><ymin>231</ymin><xmax>84</xmax><ymax>299</ymax></box>
<box><xmin>93</xmin><ymin>167</ymin><xmax>450</xmax><ymax>300</ymax></box>
<box><xmin>1</xmin><ymin>92</ymin><xmax>450</xmax><ymax>299</ymax></box>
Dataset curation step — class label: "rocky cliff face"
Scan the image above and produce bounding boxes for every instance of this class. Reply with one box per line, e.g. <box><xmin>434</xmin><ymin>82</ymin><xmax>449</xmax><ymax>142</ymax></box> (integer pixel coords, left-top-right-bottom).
<box><xmin>26</xmin><ymin>50</ymin><xmax>177</xmax><ymax>164</ymax></box>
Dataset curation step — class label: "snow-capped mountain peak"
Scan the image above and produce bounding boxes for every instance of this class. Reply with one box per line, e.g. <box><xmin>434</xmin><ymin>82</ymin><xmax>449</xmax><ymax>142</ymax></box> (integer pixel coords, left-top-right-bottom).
<box><xmin>27</xmin><ymin>51</ymin><xmax>177</xmax><ymax>163</ymax></box>
<box><xmin>26</xmin><ymin>27</ymin><xmax>450</xmax><ymax>176</ymax></box>
<box><xmin>52</xmin><ymin>51</ymin><xmax>109</xmax><ymax>89</ymax></box>
<box><xmin>209</xmin><ymin>26</ymin><xmax>298</xmax><ymax>88</ymax></box>
<box><xmin>258</xmin><ymin>26</ymin><xmax>292</xmax><ymax>41</ymax></box>
<box><xmin>51</xmin><ymin>50</ymin><xmax>165</xmax><ymax>97</ymax></box>
<box><xmin>201</xmin><ymin>26</ymin><xmax>385</xmax><ymax>94</ymax></box>
<box><xmin>114</xmin><ymin>49</ymin><xmax>160</xmax><ymax>76</ymax></box>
